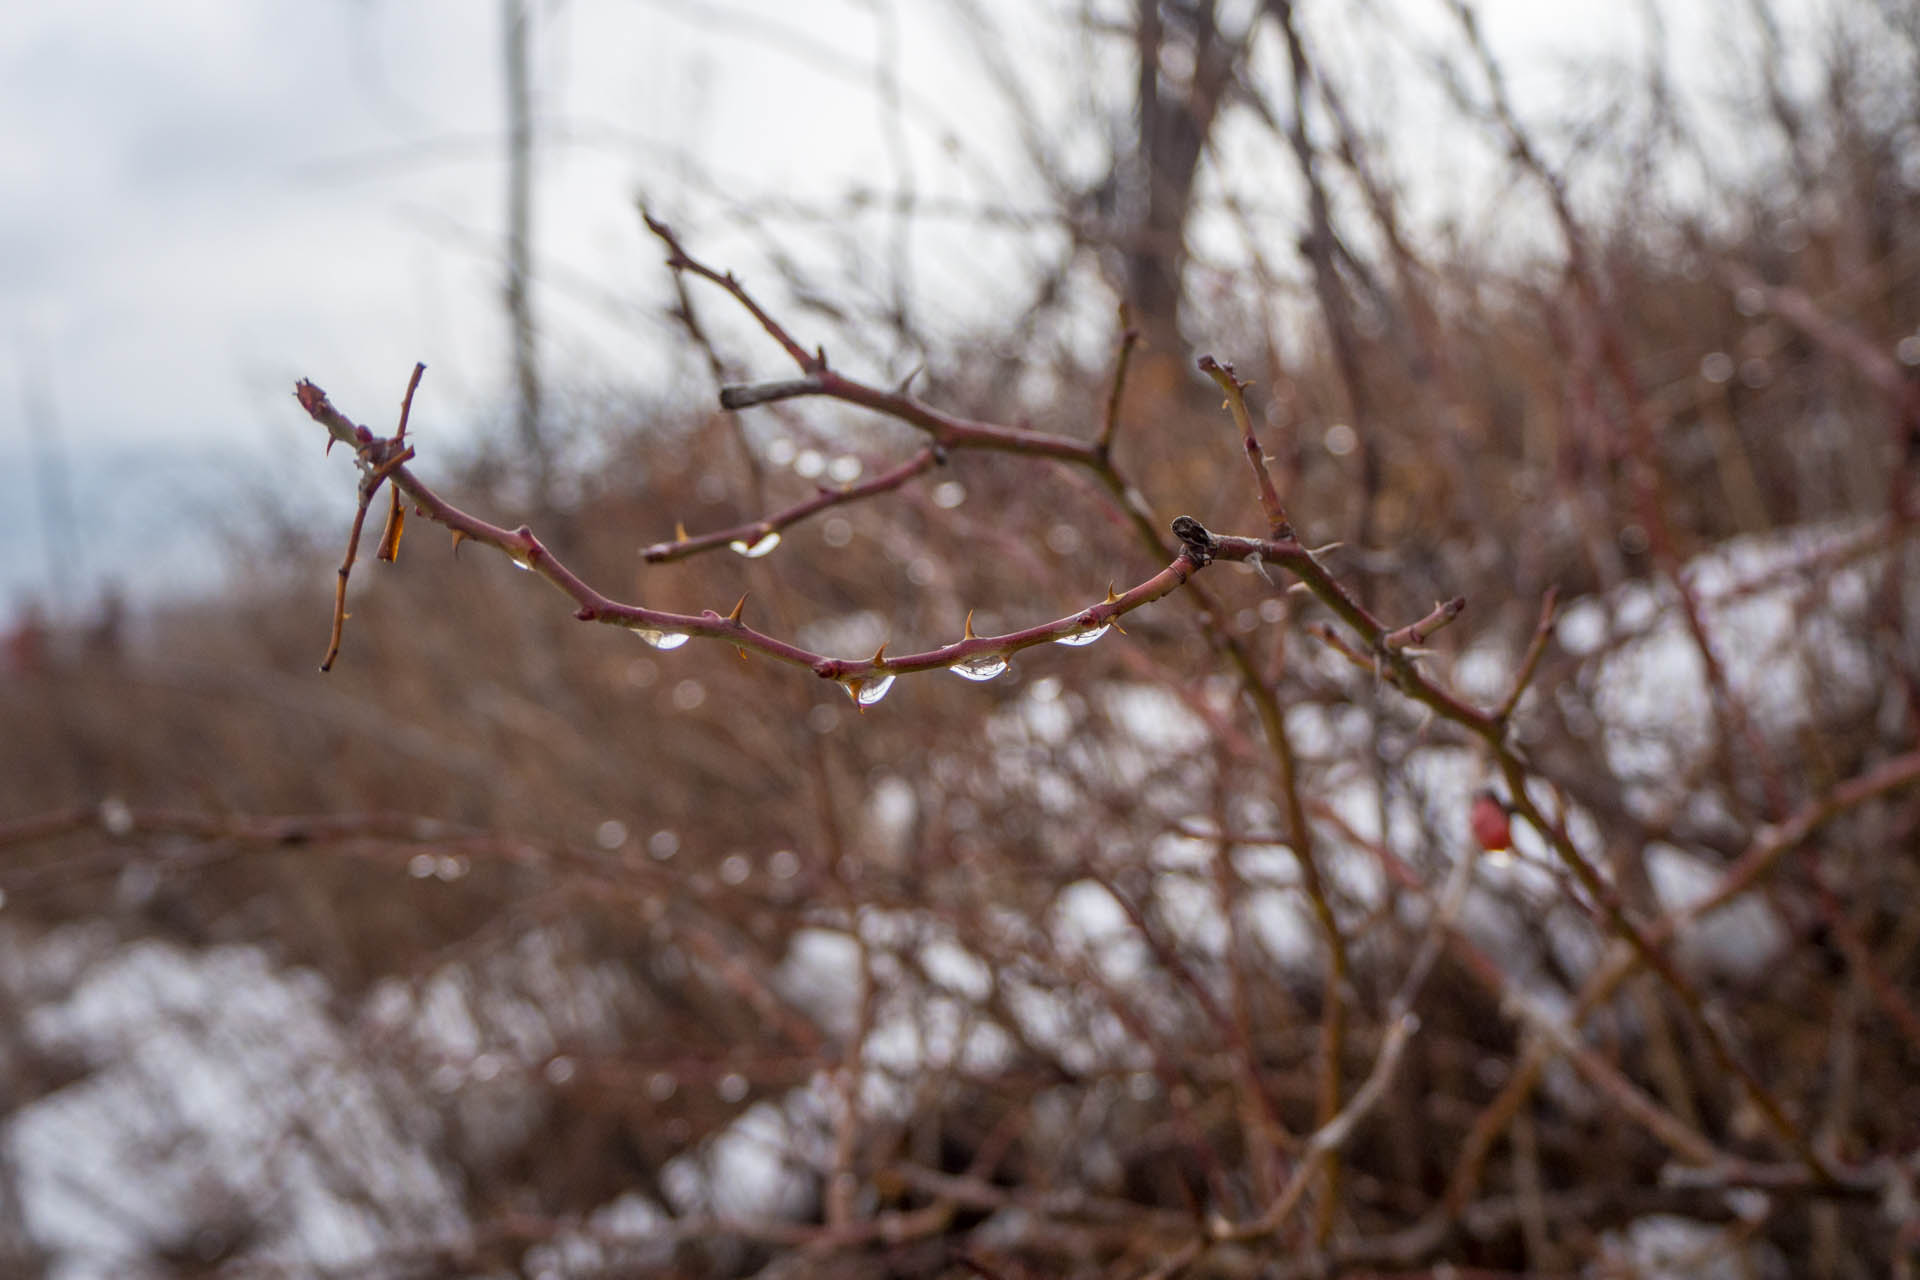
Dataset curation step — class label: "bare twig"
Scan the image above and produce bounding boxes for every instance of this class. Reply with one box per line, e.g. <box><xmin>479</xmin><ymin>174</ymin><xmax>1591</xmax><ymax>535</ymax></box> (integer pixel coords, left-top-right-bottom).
<box><xmin>641</xmin><ymin>446</ymin><xmax>940</xmax><ymax>563</ymax></box>
<box><xmin>1199</xmin><ymin>355</ymin><xmax>1291</xmax><ymax>538</ymax></box>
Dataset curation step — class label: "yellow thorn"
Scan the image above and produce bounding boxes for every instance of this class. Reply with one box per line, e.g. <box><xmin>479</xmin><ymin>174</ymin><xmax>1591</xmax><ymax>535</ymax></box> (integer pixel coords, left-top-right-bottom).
<box><xmin>870</xmin><ymin>640</ymin><xmax>888</xmax><ymax>666</ymax></box>
<box><xmin>963</xmin><ymin>609</ymin><xmax>977</xmax><ymax>640</ymax></box>
<box><xmin>675</xmin><ymin>520</ymin><xmax>689</xmax><ymax>542</ymax></box>
<box><xmin>1104</xmin><ymin>582</ymin><xmax>1121</xmax><ymax>604</ymax></box>
<box><xmin>736</xmin><ymin>645</ymin><xmax>748</xmax><ymax>662</ymax></box>
<box><xmin>727</xmin><ymin>593</ymin><xmax>748</xmax><ymax>623</ymax></box>
<box><xmin>450</xmin><ymin>529</ymin><xmax>468</xmax><ymax>555</ymax></box>
<box><xmin>1112</xmin><ymin>617</ymin><xmax>1128</xmax><ymax>635</ymax></box>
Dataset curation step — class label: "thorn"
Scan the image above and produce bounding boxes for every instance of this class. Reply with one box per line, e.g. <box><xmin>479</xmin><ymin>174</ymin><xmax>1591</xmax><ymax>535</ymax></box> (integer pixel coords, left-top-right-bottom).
<box><xmin>1308</xmin><ymin>540</ymin><xmax>1345</xmax><ymax>556</ymax></box>
<box><xmin>451</xmin><ymin>529</ymin><xmax>468</xmax><ymax>556</ymax></box>
<box><xmin>727</xmin><ymin>593</ymin><xmax>748</xmax><ymax>623</ymax></box>
<box><xmin>963</xmin><ymin>609</ymin><xmax>977</xmax><ymax>640</ymax></box>
<box><xmin>736</xmin><ymin>645</ymin><xmax>748</xmax><ymax>662</ymax></box>
<box><xmin>870</xmin><ymin>640</ymin><xmax>888</xmax><ymax>666</ymax></box>
<box><xmin>1104</xmin><ymin>582</ymin><xmax>1121</xmax><ymax>604</ymax></box>
<box><xmin>1112</xmin><ymin>617</ymin><xmax>1128</xmax><ymax>636</ymax></box>
<box><xmin>675</xmin><ymin>521</ymin><xmax>689</xmax><ymax>542</ymax></box>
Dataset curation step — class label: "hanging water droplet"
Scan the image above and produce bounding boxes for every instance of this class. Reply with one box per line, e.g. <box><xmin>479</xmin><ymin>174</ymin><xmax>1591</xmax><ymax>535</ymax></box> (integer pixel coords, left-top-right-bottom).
<box><xmin>729</xmin><ymin>531</ymin><xmax>782</xmax><ymax>558</ymax></box>
<box><xmin>844</xmin><ymin>672</ymin><xmax>896</xmax><ymax>706</ymax></box>
<box><xmin>629</xmin><ymin>625</ymin><xmax>691</xmax><ymax>651</ymax></box>
<box><xmin>949</xmin><ymin>654</ymin><xmax>1009</xmax><ymax>682</ymax></box>
<box><xmin>1054</xmin><ymin>623</ymin><xmax>1111</xmax><ymax>647</ymax></box>
<box><xmin>509</xmin><ymin>555</ymin><xmax>534</xmax><ymax>572</ymax></box>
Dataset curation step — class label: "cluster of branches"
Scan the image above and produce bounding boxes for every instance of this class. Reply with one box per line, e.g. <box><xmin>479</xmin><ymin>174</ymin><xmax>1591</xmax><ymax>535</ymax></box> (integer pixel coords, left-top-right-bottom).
<box><xmin>261</xmin><ymin>174</ymin><xmax>1920</xmax><ymax>1269</ymax></box>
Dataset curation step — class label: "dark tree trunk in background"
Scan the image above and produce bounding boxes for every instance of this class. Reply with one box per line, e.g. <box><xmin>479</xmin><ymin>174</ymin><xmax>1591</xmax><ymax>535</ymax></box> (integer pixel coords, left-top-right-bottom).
<box><xmin>1119</xmin><ymin>0</ymin><xmax>1247</xmax><ymax>365</ymax></box>
<box><xmin>504</xmin><ymin>0</ymin><xmax>549</xmax><ymax>510</ymax></box>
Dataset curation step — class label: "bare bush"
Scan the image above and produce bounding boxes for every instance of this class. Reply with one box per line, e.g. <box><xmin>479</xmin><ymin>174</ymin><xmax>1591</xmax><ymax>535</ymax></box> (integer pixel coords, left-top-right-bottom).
<box><xmin>5</xmin><ymin>3</ymin><xmax>1920</xmax><ymax>1277</ymax></box>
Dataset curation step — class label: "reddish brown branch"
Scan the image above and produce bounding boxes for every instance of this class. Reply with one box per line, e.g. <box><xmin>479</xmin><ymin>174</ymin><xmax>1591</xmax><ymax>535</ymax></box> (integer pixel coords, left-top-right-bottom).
<box><xmin>1199</xmin><ymin>355</ymin><xmax>1291</xmax><ymax>538</ymax></box>
<box><xmin>1494</xmin><ymin>586</ymin><xmax>1560</xmax><ymax>725</ymax></box>
<box><xmin>1097</xmin><ymin>306</ymin><xmax>1141</xmax><ymax>455</ymax></box>
<box><xmin>322</xmin><ymin>431</ymin><xmax>415</xmax><ymax>673</ymax></box>
<box><xmin>1382</xmin><ymin>596</ymin><xmax>1467</xmax><ymax>651</ymax></box>
<box><xmin>295</xmin><ymin>376</ymin><xmax>1212</xmax><ymax>694</ymax></box>
<box><xmin>376</xmin><ymin>361</ymin><xmax>426</xmax><ymax>564</ymax></box>
<box><xmin>642</xmin><ymin>446</ymin><xmax>940</xmax><ymax>563</ymax></box>
<box><xmin>647</xmin><ymin>214</ymin><xmax>1101</xmax><ymax>465</ymax></box>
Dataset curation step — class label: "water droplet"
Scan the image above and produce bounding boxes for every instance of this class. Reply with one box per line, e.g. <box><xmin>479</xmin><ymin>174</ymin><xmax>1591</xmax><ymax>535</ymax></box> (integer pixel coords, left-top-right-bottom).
<box><xmin>949</xmin><ymin>654</ymin><xmax>1009</xmax><ymax>681</ymax></box>
<box><xmin>510</xmin><ymin>555</ymin><xmax>534</xmax><ymax>572</ymax></box>
<box><xmin>1699</xmin><ymin>351</ymin><xmax>1735</xmax><ymax>384</ymax></box>
<box><xmin>729</xmin><ymin>531</ymin><xmax>782</xmax><ymax>558</ymax></box>
<box><xmin>99</xmin><ymin>797</ymin><xmax>134</xmax><ymax>837</ymax></box>
<box><xmin>629</xmin><ymin>625</ymin><xmax>691</xmax><ymax>650</ymax></box>
<box><xmin>845</xmin><ymin>673</ymin><xmax>896</xmax><ymax>705</ymax></box>
<box><xmin>1054</xmin><ymin>623</ymin><xmax>1111</xmax><ymax>647</ymax></box>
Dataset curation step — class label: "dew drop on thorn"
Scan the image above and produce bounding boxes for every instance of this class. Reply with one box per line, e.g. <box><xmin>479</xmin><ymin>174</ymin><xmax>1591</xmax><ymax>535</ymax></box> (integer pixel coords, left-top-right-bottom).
<box><xmin>630</xmin><ymin>626</ymin><xmax>691</xmax><ymax>650</ymax></box>
<box><xmin>1054</xmin><ymin>623</ymin><xmax>1111</xmax><ymax>647</ymax></box>
<box><xmin>729</xmin><ymin>531</ymin><xmax>782</xmax><ymax>558</ymax></box>
<box><xmin>846</xmin><ymin>673</ymin><xmax>896</xmax><ymax>706</ymax></box>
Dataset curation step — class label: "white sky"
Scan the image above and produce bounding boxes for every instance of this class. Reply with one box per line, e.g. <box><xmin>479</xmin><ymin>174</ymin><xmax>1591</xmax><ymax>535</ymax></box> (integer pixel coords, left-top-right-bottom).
<box><xmin>0</xmin><ymin>0</ymin><xmax>1803</xmax><ymax>615</ymax></box>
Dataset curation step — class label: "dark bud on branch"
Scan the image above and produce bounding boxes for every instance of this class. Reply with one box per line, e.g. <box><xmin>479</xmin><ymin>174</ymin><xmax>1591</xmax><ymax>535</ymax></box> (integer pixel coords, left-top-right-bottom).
<box><xmin>1171</xmin><ymin>515</ymin><xmax>1217</xmax><ymax>566</ymax></box>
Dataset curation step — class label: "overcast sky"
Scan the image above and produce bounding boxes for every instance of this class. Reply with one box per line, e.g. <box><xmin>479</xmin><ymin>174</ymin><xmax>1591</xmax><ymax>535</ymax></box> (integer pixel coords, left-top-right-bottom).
<box><xmin>0</xmin><ymin>0</ymin><xmax>1786</xmax><ymax>618</ymax></box>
